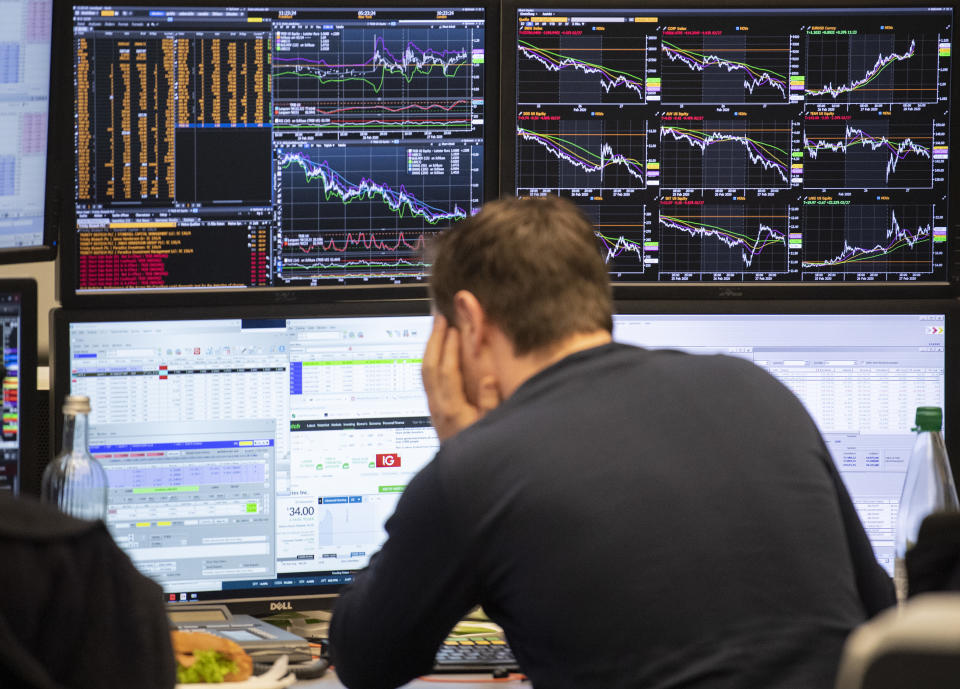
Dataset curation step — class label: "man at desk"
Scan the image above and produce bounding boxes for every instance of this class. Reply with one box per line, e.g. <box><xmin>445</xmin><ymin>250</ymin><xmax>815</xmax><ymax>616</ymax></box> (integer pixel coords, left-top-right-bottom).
<box><xmin>330</xmin><ymin>196</ymin><xmax>895</xmax><ymax>689</ymax></box>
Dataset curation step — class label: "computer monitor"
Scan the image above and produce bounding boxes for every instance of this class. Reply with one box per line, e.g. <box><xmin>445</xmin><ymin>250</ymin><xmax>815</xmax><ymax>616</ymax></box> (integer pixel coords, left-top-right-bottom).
<box><xmin>0</xmin><ymin>279</ymin><xmax>37</xmax><ymax>495</ymax></box>
<box><xmin>0</xmin><ymin>0</ymin><xmax>58</xmax><ymax>262</ymax></box>
<box><xmin>52</xmin><ymin>301</ymin><xmax>952</xmax><ymax>611</ymax></box>
<box><xmin>612</xmin><ymin>300</ymin><xmax>957</xmax><ymax>574</ymax></box>
<box><xmin>51</xmin><ymin>302</ymin><xmax>435</xmax><ymax>613</ymax></box>
<box><xmin>58</xmin><ymin>1</ymin><xmax>497</xmax><ymax>305</ymax></box>
<box><xmin>502</xmin><ymin>2</ymin><xmax>958</xmax><ymax>297</ymax></box>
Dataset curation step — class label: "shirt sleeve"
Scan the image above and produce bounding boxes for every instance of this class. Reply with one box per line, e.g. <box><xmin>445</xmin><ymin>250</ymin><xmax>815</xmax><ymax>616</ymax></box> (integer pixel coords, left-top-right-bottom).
<box><xmin>329</xmin><ymin>457</ymin><xmax>480</xmax><ymax>689</ymax></box>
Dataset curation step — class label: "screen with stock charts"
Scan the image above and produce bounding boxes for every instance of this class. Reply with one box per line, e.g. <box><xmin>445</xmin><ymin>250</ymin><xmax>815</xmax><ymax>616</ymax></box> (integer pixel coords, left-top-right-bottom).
<box><xmin>67</xmin><ymin>4</ymin><xmax>488</xmax><ymax>295</ymax></box>
<box><xmin>509</xmin><ymin>5</ymin><xmax>953</xmax><ymax>284</ymax></box>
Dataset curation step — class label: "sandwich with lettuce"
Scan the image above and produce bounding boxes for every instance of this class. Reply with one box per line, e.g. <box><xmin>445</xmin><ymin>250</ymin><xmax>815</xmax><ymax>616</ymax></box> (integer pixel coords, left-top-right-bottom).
<box><xmin>171</xmin><ymin>630</ymin><xmax>254</xmax><ymax>683</ymax></box>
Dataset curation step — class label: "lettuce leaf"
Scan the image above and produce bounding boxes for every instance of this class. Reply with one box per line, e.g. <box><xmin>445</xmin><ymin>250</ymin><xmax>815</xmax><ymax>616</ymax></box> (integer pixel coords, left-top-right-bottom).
<box><xmin>176</xmin><ymin>649</ymin><xmax>238</xmax><ymax>683</ymax></box>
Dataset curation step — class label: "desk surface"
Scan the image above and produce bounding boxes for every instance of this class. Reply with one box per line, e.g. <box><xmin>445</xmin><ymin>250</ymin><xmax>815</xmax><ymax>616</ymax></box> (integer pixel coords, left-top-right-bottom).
<box><xmin>296</xmin><ymin>669</ymin><xmax>526</xmax><ymax>689</ymax></box>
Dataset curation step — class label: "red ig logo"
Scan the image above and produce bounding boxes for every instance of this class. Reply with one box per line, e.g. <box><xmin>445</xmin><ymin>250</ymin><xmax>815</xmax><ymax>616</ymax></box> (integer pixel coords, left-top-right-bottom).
<box><xmin>376</xmin><ymin>453</ymin><xmax>401</xmax><ymax>468</ymax></box>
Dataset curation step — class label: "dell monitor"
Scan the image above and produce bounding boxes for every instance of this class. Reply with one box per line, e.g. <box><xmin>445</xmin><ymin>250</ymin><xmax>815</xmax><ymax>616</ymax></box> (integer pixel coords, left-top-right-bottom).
<box><xmin>58</xmin><ymin>1</ymin><xmax>497</xmax><ymax>305</ymax></box>
<box><xmin>52</xmin><ymin>302</ymin><xmax>436</xmax><ymax>613</ymax></box>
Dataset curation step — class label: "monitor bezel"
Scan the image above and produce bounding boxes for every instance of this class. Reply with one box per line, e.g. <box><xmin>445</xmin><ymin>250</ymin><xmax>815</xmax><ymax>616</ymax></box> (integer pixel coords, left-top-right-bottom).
<box><xmin>49</xmin><ymin>298</ymin><xmax>432</xmax><ymax>614</ymax></box>
<box><xmin>0</xmin><ymin>1</ymin><xmax>62</xmax><ymax>264</ymax></box>
<box><xmin>0</xmin><ymin>279</ymin><xmax>39</xmax><ymax>496</ymax></box>
<box><xmin>500</xmin><ymin>0</ymin><xmax>960</xmax><ymax>299</ymax></box>
<box><xmin>54</xmin><ymin>0</ymin><xmax>501</xmax><ymax>307</ymax></box>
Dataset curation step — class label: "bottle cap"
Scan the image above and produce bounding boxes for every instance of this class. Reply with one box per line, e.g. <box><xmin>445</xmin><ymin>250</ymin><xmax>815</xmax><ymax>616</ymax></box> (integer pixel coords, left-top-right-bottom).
<box><xmin>914</xmin><ymin>406</ymin><xmax>943</xmax><ymax>432</ymax></box>
<box><xmin>63</xmin><ymin>395</ymin><xmax>91</xmax><ymax>415</ymax></box>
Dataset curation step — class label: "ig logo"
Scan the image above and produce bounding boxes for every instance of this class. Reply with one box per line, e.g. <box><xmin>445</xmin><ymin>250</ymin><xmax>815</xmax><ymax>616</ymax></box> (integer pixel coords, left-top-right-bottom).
<box><xmin>376</xmin><ymin>453</ymin><xmax>401</xmax><ymax>467</ymax></box>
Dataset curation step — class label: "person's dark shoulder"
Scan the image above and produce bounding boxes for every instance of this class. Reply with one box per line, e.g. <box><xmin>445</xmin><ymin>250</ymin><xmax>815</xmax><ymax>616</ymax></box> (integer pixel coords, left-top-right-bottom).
<box><xmin>645</xmin><ymin>347</ymin><xmax>760</xmax><ymax>375</ymax></box>
<box><xmin>431</xmin><ymin>344</ymin><xmax>655</xmax><ymax>470</ymax></box>
<box><xmin>657</xmin><ymin>351</ymin><xmax>824</xmax><ymax>445</ymax></box>
<box><xmin>651</xmin><ymin>348</ymin><xmax>801</xmax><ymax>393</ymax></box>
<box><xmin>0</xmin><ymin>493</ymin><xmax>99</xmax><ymax>541</ymax></box>
<box><xmin>547</xmin><ymin>343</ymin><xmax>789</xmax><ymax>402</ymax></box>
<box><xmin>0</xmin><ymin>494</ymin><xmax>165</xmax><ymax>601</ymax></box>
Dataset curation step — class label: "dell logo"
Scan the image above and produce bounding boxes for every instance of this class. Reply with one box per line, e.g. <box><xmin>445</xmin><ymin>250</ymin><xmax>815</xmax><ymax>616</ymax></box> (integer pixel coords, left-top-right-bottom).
<box><xmin>270</xmin><ymin>601</ymin><xmax>293</xmax><ymax>611</ymax></box>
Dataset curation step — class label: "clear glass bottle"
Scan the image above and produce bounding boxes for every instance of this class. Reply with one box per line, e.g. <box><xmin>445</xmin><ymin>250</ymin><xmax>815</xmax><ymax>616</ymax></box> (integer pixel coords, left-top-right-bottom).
<box><xmin>41</xmin><ymin>395</ymin><xmax>107</xmax><ymax>521</ymax></box>
<box><xmin>894</xmin><ymin>406</ymin><xmax>959</xmax><ymax>602</ymax></box>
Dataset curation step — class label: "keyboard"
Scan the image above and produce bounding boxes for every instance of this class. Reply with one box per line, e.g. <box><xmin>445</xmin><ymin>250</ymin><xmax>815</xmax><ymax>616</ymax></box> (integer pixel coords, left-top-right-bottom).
<box><xmin>433</xmin><ymin>636</ymin><xmax>519</xmax><ymax>673</ymax></box>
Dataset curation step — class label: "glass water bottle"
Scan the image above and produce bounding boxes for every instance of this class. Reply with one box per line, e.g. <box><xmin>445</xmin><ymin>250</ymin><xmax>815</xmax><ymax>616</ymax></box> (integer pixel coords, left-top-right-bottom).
<box><xmin>41</xmin><ymin>395</ymin><xmax>108</xmax><ymax>521</ymax></box>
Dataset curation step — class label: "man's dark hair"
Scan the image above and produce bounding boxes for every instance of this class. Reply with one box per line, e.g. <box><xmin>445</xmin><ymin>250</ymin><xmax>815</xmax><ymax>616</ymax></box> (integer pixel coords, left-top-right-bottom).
<box><xmin>429</xmin><ymin>196</ymin><xmax>613</xmax><ymax>355</ymax></box>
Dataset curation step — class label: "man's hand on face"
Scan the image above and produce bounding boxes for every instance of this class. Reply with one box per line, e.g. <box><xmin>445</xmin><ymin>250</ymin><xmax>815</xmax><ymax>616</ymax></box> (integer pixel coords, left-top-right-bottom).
<box><xmin>422</xmin><ymin>314</ymin><xmax>500</xmax><ymax>442</ymax></box>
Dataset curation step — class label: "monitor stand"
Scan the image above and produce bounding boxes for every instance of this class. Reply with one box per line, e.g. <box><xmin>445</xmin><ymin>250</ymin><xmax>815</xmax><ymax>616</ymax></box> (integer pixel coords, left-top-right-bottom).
<box><xmin>167</xmin><ymin>603</ymin><xmax>313</xmax><ymax>664</ymax></box>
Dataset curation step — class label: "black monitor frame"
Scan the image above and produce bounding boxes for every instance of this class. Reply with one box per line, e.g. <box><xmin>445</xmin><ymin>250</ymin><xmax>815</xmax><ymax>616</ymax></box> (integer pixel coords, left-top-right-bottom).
<box><xmin>0</xmin><ymin>279</ymin><xmax>39</xmax><ymax>496</ymax></box>
<box><xmin>54</xmin><ymin>0</ymin><xmax>500</xmax><ymax>307</ymax></box>
<box><xmin>49</xmin><ymin>298</ymin><xmax>432</xmax><ymax>615</ymax></box>
<box><xmin>501</xmin><ymin>0</ymin><xmax>960</xmax><ymax>299</ymax></box>
<box><xmin>0</xmin><ymin>1</ymin><xmax>62</xmax><ymax>264</ymax></box>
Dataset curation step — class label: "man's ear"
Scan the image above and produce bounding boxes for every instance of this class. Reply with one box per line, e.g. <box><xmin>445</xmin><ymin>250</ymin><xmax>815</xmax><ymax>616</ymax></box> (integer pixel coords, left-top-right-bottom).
<box><xmin>451</xmin><ymin>290</ymin><xmax>487</xmax><ymax>353</ymax></box>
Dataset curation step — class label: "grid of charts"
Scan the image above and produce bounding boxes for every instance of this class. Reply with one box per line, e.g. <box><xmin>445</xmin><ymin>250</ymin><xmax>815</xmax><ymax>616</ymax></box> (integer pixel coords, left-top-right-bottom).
<box><xmin>513</xmin><ymin>7</ymin><xmax>951</xmax><ymax>283</ymax></box>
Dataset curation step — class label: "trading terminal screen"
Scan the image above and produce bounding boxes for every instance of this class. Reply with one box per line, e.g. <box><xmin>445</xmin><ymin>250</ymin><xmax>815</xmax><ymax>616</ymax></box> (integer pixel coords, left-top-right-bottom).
<box><xmin>0</xmin><ymin>0</ymin><xmax>52</xmax><ymax>251</ymax></box>
<box><xmin>61</xmin><ymin>311</ymin><xmax>942</xmax><ymax>602</ymax></box>
<box><xmin>69</xmin><ymin>4</ymin><xmax>486</xmax><ymax>293</ymax></box>
<box><xmin>67</xmin><ymin>314</ymin><xmax>436</xmax><ymax>600</ymax></box>
<box><xmin>0</xmin><ymin>294</ymin><xmax>23</xmax><ymax>492</ymax></box>
<box><xmin>510</xmin><ymin>6</ymin><xmax>953</xmax><ymax>283</ymax></box>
